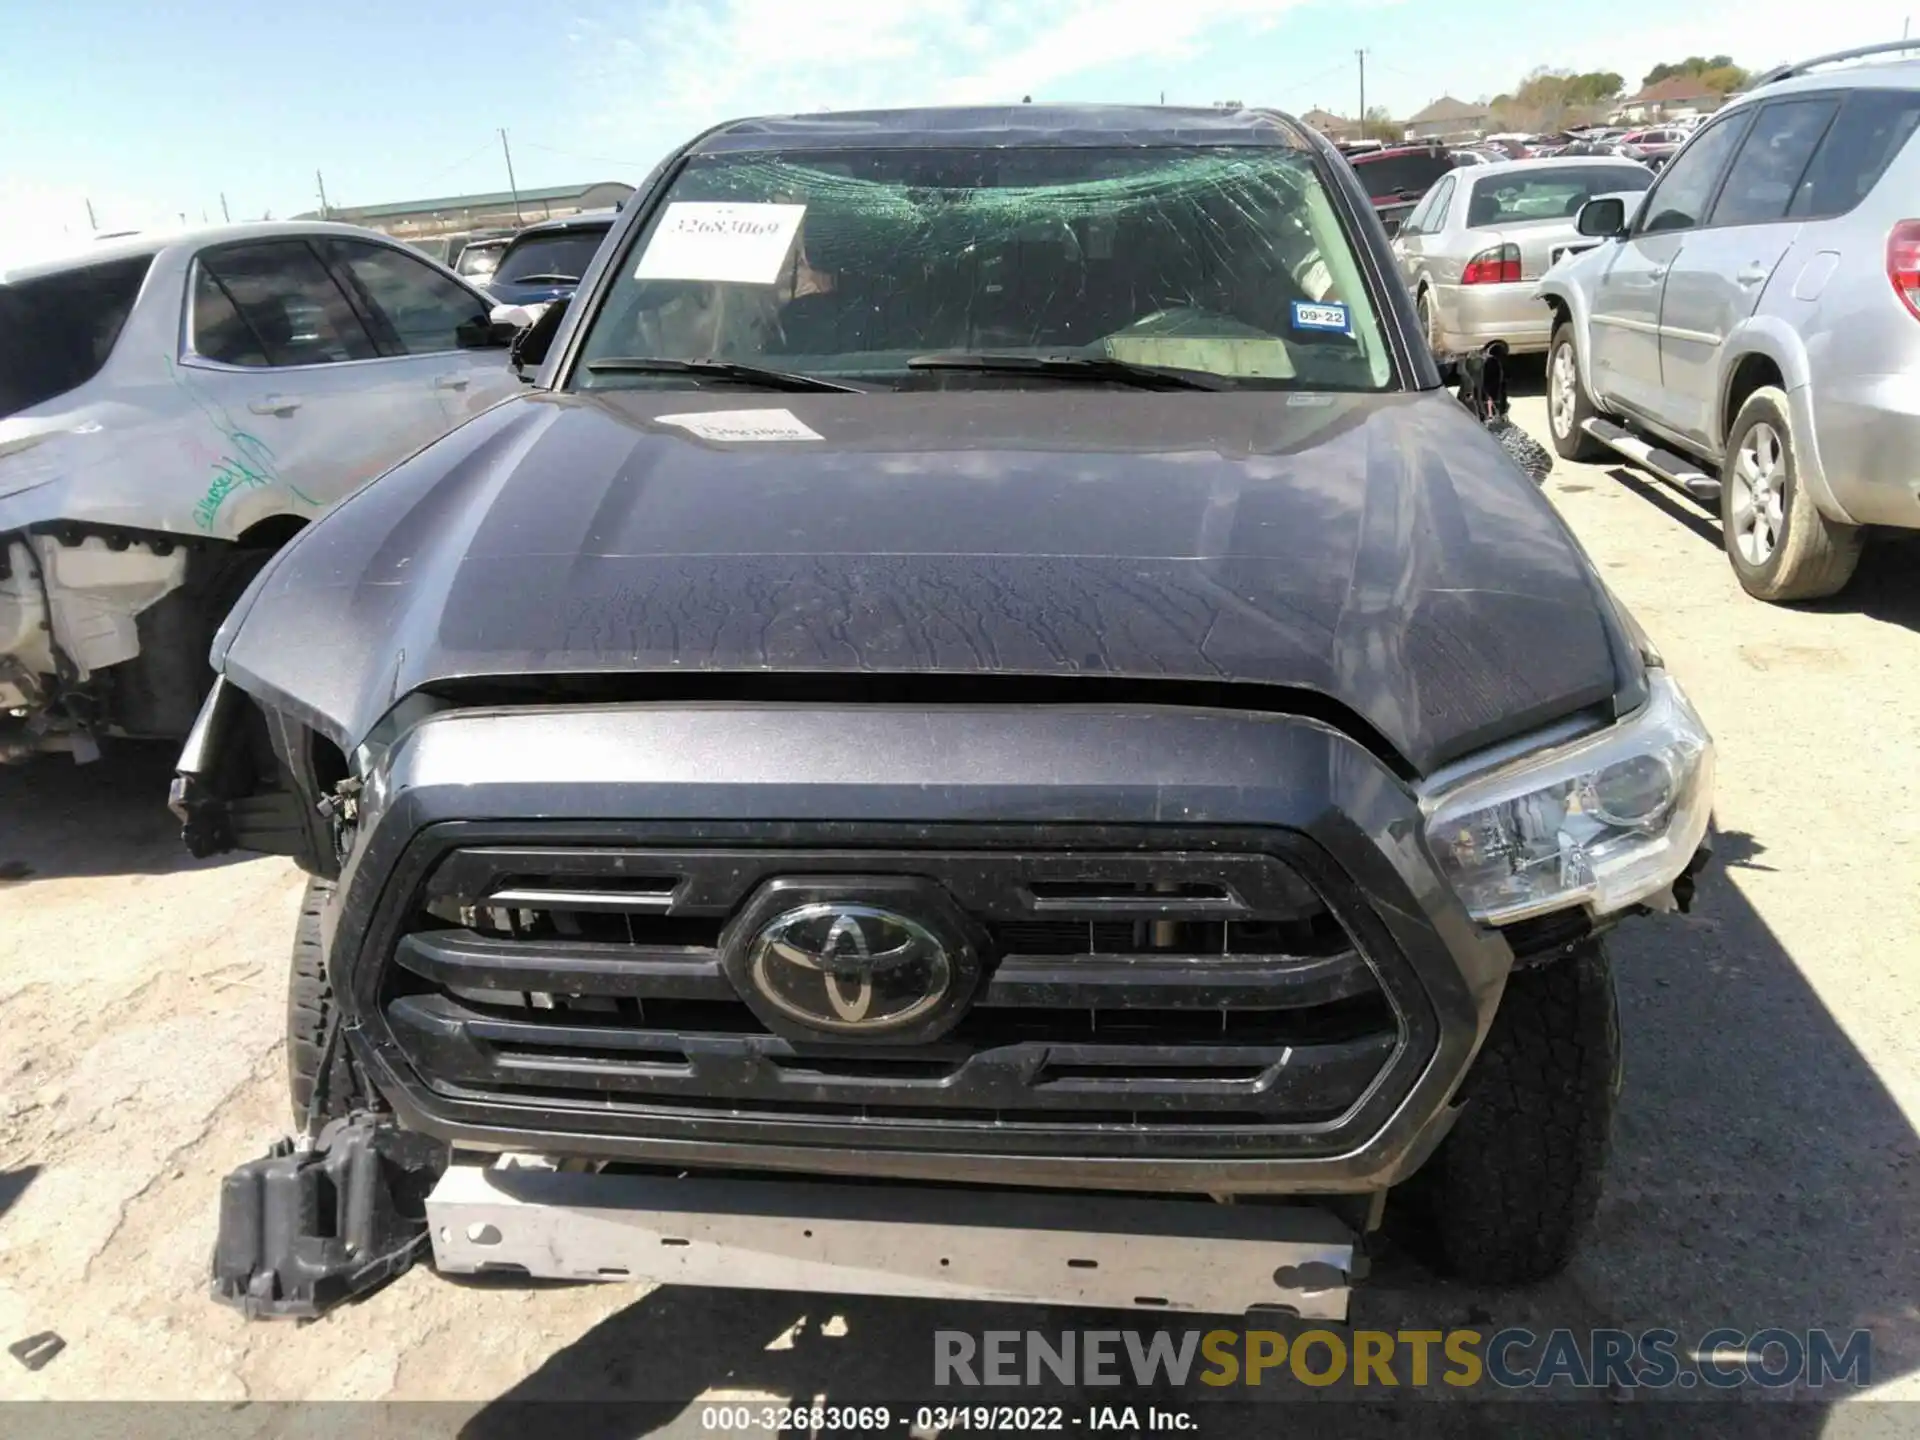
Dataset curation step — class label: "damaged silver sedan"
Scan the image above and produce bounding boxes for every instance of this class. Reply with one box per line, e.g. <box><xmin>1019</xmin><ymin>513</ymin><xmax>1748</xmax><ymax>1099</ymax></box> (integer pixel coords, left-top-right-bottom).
<box><xmin>0</xmin><ymin>223</ymin><xmax>521</xmax><ymax>761</ymax></box>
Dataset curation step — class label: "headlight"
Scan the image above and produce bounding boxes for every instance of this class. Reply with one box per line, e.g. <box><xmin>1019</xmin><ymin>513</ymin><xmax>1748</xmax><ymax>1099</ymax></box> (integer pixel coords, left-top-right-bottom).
<box><xmin>1420</xmin><ymin>670</ymin><xmax>1713</xmax><ymax>924</ymax></box>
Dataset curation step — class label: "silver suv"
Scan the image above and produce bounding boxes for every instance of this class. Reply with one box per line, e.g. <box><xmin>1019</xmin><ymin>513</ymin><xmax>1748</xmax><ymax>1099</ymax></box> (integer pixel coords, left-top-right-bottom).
<box><xmin>1537</xmin><ymin>41</ymin><xmax>1920</xmax><ymax>602</ymax></box>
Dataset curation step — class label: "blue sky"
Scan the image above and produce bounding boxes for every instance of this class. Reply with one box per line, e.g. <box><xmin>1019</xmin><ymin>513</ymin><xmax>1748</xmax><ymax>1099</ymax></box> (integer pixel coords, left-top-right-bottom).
<box><xmin>0</xmin><ymin>0</ymin><xmax>1908</xmax><ymax>262</ymax></box>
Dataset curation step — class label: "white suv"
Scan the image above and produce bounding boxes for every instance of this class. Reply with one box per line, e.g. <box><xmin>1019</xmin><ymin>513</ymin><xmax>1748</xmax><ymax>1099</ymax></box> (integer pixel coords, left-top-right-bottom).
<box><xmin>1537</xmin><ymin>41</ymin><xmax>1920</xmax><ymax>602</ymax></box>
<box><xmin>1</xmin><ymin>223</ymin><xmax>523</xmax><ymax>760</ymax></box>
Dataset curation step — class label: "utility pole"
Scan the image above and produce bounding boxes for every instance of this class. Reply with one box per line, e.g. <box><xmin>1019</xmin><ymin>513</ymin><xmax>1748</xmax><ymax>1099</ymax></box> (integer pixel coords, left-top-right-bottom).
<box><xmin>220</xmin><ymin>192</ymin><xmax>230</xmax><ymax>222</ymax></box>
<box><xmin>1356</xmin><ymin>49</ymin><xmax>1368</xmax><ymax>128</ymax></box>
<box><xmin>85</xmin><ymin>198</ymin><xmax>97</xmax><ymax>230</ymax></box>
<box><xmin>316</xmin><ymin>170</ymin><xmax>330</xmax><ymax>220</ymax></box>
<box><xmin>500</xmin><ymin>128</ymin><xmax>522</xmax><ymax>223</ymax></box>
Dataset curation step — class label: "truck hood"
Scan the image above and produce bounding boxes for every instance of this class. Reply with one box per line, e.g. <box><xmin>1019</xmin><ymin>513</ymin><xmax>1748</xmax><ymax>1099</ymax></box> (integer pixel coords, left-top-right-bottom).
<box><xmin>216</xmin><ymin>387</ymin><xmax>1631</xmax><ymax>776</ymax></box>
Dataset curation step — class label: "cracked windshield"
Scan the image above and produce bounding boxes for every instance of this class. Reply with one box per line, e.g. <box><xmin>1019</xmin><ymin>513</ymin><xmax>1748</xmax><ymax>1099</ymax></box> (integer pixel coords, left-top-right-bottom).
<box><xmin>575</xmin><ymin>146</ymin><xmax>1393</xmax><ymax>389</ymax></box>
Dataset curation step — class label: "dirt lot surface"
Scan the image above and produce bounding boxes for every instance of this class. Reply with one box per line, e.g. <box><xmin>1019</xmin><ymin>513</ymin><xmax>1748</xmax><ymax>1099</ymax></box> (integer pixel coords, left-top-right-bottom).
<box><xmin>2</xmin><ymin>390</ymin><xmax>1917</xmax><ymax>1429</ymax></box>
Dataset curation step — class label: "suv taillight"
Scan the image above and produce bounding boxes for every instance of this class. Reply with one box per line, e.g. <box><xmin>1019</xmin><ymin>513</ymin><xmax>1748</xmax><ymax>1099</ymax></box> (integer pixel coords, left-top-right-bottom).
<box><xmin>1462</xmin><ymin>243</ymin><xmax>1522</xmax><ymax>285</ymax></box>
<box><xmin>1890</xmin><ymin>220</ymin><xmax>1920</xmax><ymax>320</ymax></box>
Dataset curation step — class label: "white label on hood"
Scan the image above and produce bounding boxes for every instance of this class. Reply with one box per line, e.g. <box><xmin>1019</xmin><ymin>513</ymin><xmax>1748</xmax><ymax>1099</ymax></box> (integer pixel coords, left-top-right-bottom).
<box><xmin>654</xmin><ymin>408</ymin><xmax>823</xmax><ymax>442</ymax></box>
<box><xmin>633</xmin><ymin>203</ymin><xmax>807</xmax><ymax>284</ymax></box>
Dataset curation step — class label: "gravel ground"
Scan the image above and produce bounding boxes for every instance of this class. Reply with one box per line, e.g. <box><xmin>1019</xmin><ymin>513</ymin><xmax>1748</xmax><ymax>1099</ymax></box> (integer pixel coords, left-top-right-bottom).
<box><xmin>1</xmin><ymin>390</ymin><xmax>1916</xmax><ymax>1429</ymax></box>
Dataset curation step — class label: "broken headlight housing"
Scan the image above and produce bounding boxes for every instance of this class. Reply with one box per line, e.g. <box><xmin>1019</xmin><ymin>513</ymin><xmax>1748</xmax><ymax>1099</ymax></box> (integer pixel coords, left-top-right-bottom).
<box><xmin>1420</xmin><ymin>669</ymin><xmax>1713</xmax><ymax>924</ymax></box>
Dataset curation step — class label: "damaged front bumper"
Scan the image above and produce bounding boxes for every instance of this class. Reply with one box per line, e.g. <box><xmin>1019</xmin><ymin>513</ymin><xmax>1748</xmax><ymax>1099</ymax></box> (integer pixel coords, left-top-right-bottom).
<box><xmin>1</xmin><ymin>524</ymin><xmax>191</xmax><ymax>760</ymax></box>
<box><xmin>210</xmin><ymin>1111</ymin><xmax>1361</xmax><ymax>1322</ymax></box>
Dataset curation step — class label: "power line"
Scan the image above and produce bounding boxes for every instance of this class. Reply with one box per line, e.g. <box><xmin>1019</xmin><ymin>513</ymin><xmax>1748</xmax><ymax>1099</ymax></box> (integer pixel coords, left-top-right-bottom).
<box><xmin>517</xmin><ymin>139</ymin><xmax>658</xmax><ymax>170</ymax></box>
<box><xmin>1269</xmin><ymin>61</ymin><xmax>1355</xmax><ymax>106</ymax></box>
<box><xmin>414</xmin><ymin>137</ymin><xmax>503</xmax><ymax>193</ymax></box>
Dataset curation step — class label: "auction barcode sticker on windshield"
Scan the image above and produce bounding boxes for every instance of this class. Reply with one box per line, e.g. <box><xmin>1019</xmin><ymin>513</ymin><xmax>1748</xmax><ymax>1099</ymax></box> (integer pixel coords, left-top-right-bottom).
<box><xmin>634</xmin><ymin>202</ymin><xmax>807</xmax><ymax>284</ymax></box>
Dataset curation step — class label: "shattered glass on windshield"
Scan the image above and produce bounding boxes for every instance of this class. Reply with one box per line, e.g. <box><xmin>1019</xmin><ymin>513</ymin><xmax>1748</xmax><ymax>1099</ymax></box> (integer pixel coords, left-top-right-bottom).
<box><xmin>573</xmin><ymin>147</ymin><xmax>1394</xmax><ymax>390</ymax></box>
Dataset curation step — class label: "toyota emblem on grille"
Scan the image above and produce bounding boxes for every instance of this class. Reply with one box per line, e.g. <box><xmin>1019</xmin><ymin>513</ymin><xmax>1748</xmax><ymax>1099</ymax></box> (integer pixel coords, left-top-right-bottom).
<box><xmin>746</xmin><ymin>902</ymin><xmax>954</xmax><ymax>1035</ymax></box>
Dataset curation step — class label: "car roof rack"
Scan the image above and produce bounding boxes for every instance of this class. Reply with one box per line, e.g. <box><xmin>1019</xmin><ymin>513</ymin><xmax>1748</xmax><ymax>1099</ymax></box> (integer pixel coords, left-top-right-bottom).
<box><xmin>1755</xmin><ymin>39</ymin><xmax>1920</xmax><ymax>87</ymax></box>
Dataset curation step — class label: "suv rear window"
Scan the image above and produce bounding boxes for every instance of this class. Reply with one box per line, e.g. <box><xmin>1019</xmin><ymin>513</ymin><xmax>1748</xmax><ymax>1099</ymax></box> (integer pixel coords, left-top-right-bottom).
<box><xmin>1352</xmin><ymin>150</ymin><xmax>1455</xmax><ymax>203</ymax></box>
<box><xmin>1788</xmin><ymin>88</ymin><xmax>1920</xmax><ymax>219</ymax></box>
<box><xmin>0</xmin><ymin>255</ymin><xmax>152</xmax><ymax>420</ymax></box>
<box><xmin>492</xmin><ymin>229</ymin><xmax>610</xmax><ymax>286</ymax></box>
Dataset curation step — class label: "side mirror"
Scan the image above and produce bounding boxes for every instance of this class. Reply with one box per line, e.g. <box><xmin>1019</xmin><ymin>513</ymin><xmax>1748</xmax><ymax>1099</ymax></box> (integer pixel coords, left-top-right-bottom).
<box><xmin>490</xmin><ymin>301</ymin><xmax>543</xmax><ymax>330</ymax></box>
<box><xmin>1576</xmin><ymin>196</ymin><xmax>1627</xmax><ymax>238</ymax></box>
<box><xmin>509</xmin><ymin>296</ymin><xmax>570</xmax><ymax>376</ymax></box>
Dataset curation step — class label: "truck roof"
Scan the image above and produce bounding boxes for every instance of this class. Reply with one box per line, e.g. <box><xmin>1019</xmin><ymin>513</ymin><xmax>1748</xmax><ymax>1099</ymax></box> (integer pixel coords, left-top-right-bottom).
<box><xmin>690</xmin><ymin>104</ymin><xmax>1313</xmax><ymax>154</ymax></box>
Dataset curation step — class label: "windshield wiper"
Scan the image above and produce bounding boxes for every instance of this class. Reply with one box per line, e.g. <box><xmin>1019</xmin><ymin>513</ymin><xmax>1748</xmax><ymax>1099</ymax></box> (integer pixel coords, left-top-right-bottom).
<box><xmin>905</xmin><ymin>352</ymin><xmax>1229</xmax><ymax>391</ymax></box>
<box><xmin>505</xmin><ymin>273</ymin><xmax>581</xmax><ymax>284</ymax></box>
<box><xmin>583</xmin><ymin>356</ymin><xmax>865</xmax><ymax>393</ymax></box>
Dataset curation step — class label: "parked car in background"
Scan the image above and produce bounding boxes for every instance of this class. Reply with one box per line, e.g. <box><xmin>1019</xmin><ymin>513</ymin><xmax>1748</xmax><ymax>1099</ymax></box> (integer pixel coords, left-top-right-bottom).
<box><xmin>482</xmin><ymin>210</ymin><xmax>620</xmax><ymax>308</ymax></box>
<box><xmin>1346</xmin><ymin>142</ymin><xmax>1461</xmax><ymax>235</ymax></box>
<box><xmin>1480</xmin><ymin>133</ymin><xmax>1538</xmax><ymax>159</ymax></box>
<box><xmin>1538</xmin><ymin>41</ymin><xmax>1920</xmax><ymax>602</ymax></box>
<box><xmin>0</xmin><ymin>222</ymin><xmax>521</xmax><ymax>761</ymax></box>
<box><xmin>1554</xmin><ymin>138</ymin><xmax>1631</xmax><ymax>159</ymax></box>
<box><xmin>1393</xmin><ymin>157</ymin><xmax>1654</xmax><ymax>354</ymax></box>
<box><xmin>1618</xmin><ymin>128</ymin><xmax>1688</xmax><ymax>168</ymax></box>
<box><xmin>451</xmin><ymin>234</ymin><xmax>511</xmax><ymax>283</ymax></box>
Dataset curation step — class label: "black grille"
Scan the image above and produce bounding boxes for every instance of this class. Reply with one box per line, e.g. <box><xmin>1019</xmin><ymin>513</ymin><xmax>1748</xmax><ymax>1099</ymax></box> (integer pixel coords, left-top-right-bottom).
<box><xmin>378</xmin><ymin>845</ymin><xmax>1401</xmax><ymax>1133</ymax></box>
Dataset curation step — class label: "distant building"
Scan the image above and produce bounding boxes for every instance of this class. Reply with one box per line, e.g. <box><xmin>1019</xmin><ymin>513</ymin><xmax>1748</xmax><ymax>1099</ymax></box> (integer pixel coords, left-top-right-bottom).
<box><xmin>1611</xmin><ymin>77</ymin><xmax>1728</xmax><ymax>125</ymax></box>
<box><xmin>1405</xmin><ymin>96</ymin><xmax>1492</xmax><ymax>141</ymax></box>
<box><xmin>293</xmin><ymin>180</ymin><xmax>635</xmax><ymax>242</ymax></box>
<box><xmin>1301</xmin><ymin>107</ymin><xmax>1361</xmax><ymax>142</ymax></box>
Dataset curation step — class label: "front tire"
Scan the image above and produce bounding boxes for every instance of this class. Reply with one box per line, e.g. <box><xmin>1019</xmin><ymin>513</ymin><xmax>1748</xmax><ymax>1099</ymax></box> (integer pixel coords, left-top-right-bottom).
<box><xmin>1409</xmin><ymin>942</ymin><xmax>1619</xmax><ymax>1285</ymax></box>
<box><xmin>1416</xmin><ymin>288</ymin><xmax>1441</xmax><ymax>357</ymax></box>
<box><xmin>1546</xmin><ymin>323</ymin><xmax>1606</xmax><ymax>461</ymax></box>
<box><xmin>287</xmin><ymin>877</ymin><xmax>354</xmax><ymax>1129</ymax></box>
<box><xmin>1720</xmin><ymin>386</ymin><xmax>1862</xmax><ymax>602</ymax></box>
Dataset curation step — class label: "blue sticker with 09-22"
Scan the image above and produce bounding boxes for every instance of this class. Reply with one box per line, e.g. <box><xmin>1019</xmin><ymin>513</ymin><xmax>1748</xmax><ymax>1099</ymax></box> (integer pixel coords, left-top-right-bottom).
<box><xmin>1291</xmin><ymin>300</ymin><xmax>1351</xmax><ymax>333</ymax></box>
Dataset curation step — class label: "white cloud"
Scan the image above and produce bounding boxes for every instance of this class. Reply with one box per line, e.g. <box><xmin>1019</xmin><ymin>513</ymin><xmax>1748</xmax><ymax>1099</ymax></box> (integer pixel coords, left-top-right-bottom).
<box><xmin>0</xmin><ymin>180</ymin><xmax>189</xmax><ymax>272</ymax></box>
<box><xmin>563</xmin><ymin>0</ymin><xmax>1304</xmax><ymax>158</ymax></box>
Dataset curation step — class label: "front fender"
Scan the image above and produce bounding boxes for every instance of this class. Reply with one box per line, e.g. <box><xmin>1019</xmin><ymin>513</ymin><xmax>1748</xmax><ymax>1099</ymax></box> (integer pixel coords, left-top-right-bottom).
<box><xmin>1535</xmin><ymin>266</ymin><xmax>1603</xmax><ymax>403</ymax></box>
<box><xmin>1716</xmin><ymin>319</ymin><xmax>1849</xmax><ymax>523</ymax></box>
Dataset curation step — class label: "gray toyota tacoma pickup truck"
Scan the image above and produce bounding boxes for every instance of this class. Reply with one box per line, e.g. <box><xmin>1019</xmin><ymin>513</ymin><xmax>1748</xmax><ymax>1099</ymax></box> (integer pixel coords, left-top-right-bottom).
<box><xmin>175</xmin><ymin>104</ymin><xmax>1714</xmax><ymax>1320</ymax></box>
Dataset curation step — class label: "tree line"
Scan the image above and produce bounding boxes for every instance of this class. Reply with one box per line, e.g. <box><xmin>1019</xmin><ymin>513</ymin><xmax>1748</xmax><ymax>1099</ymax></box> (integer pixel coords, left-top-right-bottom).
<box><xmin>1486</xmin><ymin>55</ymin><xmax>1751</xmax><ymax>131</ymax></box>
